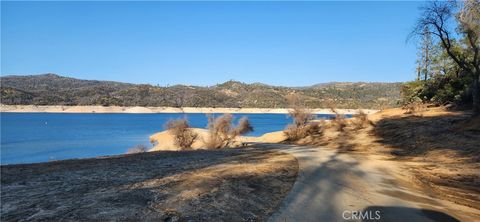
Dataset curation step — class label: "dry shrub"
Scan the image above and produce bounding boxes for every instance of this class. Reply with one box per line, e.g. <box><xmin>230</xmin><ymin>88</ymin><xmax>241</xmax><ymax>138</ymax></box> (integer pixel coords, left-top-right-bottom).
<box><xmin>204</xmin><ymin>114</ymin><xmax>254</xmax><ymax>149</ymax></box>
<box><xmin>126</xmin><ymin>144</ymin><xmax>149</xmax><ymax>154</ymax></box>
<box><xmin>284</xmin><ymin>94</ymin><xmax>323</xmax><ymax>141</ymax></box>
<box><xmin>234</xmin><ymin>117</ymin><xmax>254</xmax><ymax>136</ymax></box>
<box><xmin>286</xmin><ymin>94</ymin><xmax>314</xmax><ymax>126</ymax></box>
<box><xmin>165</xmin><ymin>118</ymin><xmax>198</xmax><ymax>150</ymax></box>
<box><xmin>352</xmin><ymin>110</ymin><xmax>370</xmax><ymax>129</ymax></box>
<box><xmin>330</xmin><ymin>108</ymin><xmax>347</xmax><ymax>132</ymax></box>
<box><xmin>403</xmin><ymin>100</ymin><xmax>427</xmax><ymax>115</ymax></box>
<box><xmin>284</xmin><ymin>122</ymin><xmax>323</xmax><ymax>141</ymax></box>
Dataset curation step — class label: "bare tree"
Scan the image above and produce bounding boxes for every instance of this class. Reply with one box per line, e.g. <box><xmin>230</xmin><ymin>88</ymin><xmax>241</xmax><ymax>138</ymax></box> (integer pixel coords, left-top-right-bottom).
<box><xmin>411</xmin><ymin>1</ymin><xmax>480</xmax><ymax>114</ymax></box>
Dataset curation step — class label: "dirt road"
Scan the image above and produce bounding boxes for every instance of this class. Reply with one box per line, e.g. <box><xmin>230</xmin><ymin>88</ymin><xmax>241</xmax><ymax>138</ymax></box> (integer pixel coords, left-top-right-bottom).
<box><xmin>262</xmin><ymin>144</ymin><xmax>479</xmax><ymax>222</ymax></box>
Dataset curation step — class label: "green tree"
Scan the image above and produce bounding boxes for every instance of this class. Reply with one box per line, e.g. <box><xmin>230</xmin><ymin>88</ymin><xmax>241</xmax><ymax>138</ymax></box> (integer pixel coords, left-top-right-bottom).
<box><xmin>412</xmin><ymin>0</ymin><xmax>480</xmax><ymax>114</ymax></box>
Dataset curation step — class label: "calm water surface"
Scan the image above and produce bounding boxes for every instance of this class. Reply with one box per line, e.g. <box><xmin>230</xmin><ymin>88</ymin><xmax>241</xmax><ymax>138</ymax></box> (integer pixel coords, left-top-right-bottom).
<box><xmin>1</xmin><ymin>113</ymin><xmax>342</xmax><ymax>165</ymax></box>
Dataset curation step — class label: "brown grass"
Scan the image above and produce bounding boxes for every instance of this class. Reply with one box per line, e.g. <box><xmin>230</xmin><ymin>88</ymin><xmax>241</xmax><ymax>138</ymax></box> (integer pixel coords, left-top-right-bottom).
<box><xmin>165</xmin><ymin>118</ymin><xmax>198</xmax><ymax>150</ymax></box>
<box><xmin>372</xmin><ymin>108</ymin><xmax>480</xmax><ymax>209</ymax></box>
<box><xmin>1</xmin><ymin>148</ymin><xmax>298</xmax><ymax>221</ymax></box>
<box><xmin>403</xmin><ymin>100</ymin><xmax>428</xmax><ymax>115</ymax></box>
<box><xmin>204</xmin><ymin>114</ymin><xmax>254</xmax><ymax>149</ymax></box>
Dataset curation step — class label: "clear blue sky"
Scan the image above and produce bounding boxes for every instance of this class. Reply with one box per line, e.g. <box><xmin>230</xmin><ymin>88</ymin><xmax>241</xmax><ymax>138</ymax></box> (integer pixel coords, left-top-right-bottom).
<box><xmin>1</xmin><ymin>1</ymin><xmax>423</xmax><ymax>86</ymax></box>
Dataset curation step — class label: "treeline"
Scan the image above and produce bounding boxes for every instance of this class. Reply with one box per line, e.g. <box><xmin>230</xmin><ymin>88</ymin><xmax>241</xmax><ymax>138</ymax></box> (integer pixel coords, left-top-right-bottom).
<box><xmin>0</xmin><ymin>74</ymin><xmax>401</xmax><ymax>109</ymax></box>
<box><xmin>403</xmin><ymin>0</ymin><xmax>479</xmax><ymax>114</ymax></box>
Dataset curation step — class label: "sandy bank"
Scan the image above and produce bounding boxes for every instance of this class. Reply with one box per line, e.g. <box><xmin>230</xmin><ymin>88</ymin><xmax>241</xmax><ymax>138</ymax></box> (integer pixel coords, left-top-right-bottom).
<box><xmin>149</xmin><ymin>128</ymin><xmax>287</xmax><ymax>151</ymax></box>
<box><xmin>0</xmin><ymin>105</ymin><xmax>378</xmax><ymax>114</ymax></box>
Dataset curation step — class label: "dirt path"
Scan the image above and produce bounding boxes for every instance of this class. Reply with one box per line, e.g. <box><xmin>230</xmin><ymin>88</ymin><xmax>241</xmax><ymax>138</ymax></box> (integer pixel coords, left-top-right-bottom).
<box><xmin>261</xmin><ymin>143</ymin><xmax>479</xmax><ymax>222</ymax></box>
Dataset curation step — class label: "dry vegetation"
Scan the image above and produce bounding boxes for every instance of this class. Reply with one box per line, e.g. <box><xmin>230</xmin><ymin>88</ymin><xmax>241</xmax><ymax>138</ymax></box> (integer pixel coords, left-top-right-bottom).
<box><xmin>403</xmin><ymin>100</ymin><xmax>428</xmax><ymax>115</ymax></box>
<box><xmin>371</xmin><ymin>108</ymin><xmax>480</xmax><ymax>209</ymax></box>
<box><xmin>0</xmin><ymin>74</ymin><xmax>402</xmax><ymax>109</ymax></box>
<box><xmin>330</xmin><ymin>108</ymin><xmax>347</xmax><ymax>132</ymax></box>
<box><xmin>204</xmin><ymin>114</ymin><xmax>253</xmax><ymax>149</ymax></box>
<box><xmin>126</xmin><ymin>144</ymin><xmax>149</xmax><ymax>154</ymax></box>
<box><xmin>286</xmin><ymin>106</ymin><xmax>480</xmax><ymax>210</ymax></box>
<box><xmin>352</xmin><ymin>110</ymin><xmax>370</xmax><ymax>129</ymax></box>
<box><xmin>165</xmin><ymin>118</ymin><xmax>198</xmax><ymax>150</ymax></box>
<box><xmin>1</xmin><ymin>148</ymin><xmax>298</xmax><ymax>221</ymax></box>
<box><xmin>283</xmin><ymin>94</ymin><xmax>323</xmax><ymax>142</ymax></box>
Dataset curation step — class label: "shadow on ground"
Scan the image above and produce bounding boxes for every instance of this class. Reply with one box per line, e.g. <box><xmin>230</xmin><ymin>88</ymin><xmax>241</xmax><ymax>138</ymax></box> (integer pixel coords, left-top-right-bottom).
<box><xmin>361</xmin><ymin>206</ymin><xmax>459</xmax><ymax>222</ymax></box>
<box><xmin>260</xmin><ymin>143</ymin><xmax>367</xmax><ymax>221</ymax></box>
<box><xmin>373</xmin><ymin>113</ymin><xmax>479</xmax><ymax>160</ymax></box>
<box><xmin>1</xmin><ymin>147</ymin><xmax>298</xmax><ymax>221</ymax></box>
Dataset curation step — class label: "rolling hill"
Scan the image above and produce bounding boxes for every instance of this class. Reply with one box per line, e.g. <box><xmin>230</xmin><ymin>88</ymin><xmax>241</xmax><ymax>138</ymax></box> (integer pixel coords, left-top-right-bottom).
<box><xmin>0</xmin><ymin>74</ymin><xmax>402</xmax><ymax>109</ymax></box>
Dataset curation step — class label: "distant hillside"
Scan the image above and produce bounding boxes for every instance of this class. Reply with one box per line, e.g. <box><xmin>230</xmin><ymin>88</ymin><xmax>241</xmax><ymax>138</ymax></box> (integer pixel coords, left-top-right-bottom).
<box><xmin>0</xmin><ymin>74</ymin><xmax>402</xmax><ymax>109</ymax></box>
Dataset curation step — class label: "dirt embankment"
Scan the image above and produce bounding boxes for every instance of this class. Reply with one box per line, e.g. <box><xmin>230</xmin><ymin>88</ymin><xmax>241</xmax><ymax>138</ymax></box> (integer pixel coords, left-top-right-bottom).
<box><xmin>292</xmin><ymin>107</ymin><xmax>480</xmax><ymax>211</ymax></box>
<box><xmin>1</xmin><ymin>148</ymin><xmax>298</xmax><ymax>221</ymax></box>
<box><xmin>370</xmin><ymin>108</ymin><xmax>480</xmax><ymax>209</ymax></box>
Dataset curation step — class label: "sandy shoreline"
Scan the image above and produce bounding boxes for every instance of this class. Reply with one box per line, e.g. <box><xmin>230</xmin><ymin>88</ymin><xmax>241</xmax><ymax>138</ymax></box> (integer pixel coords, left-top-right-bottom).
<box><xmin>0</xmin><ymin>105</ymin><xmax>378</xmax><ymax>114</ymax></box>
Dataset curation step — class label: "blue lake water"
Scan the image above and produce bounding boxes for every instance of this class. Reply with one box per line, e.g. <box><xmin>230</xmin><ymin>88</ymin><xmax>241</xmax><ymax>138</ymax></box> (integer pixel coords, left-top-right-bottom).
<box><xmin>1</xmin><ymin>113</ymin><xmax>343</xmax><ymax>165</ymax></box>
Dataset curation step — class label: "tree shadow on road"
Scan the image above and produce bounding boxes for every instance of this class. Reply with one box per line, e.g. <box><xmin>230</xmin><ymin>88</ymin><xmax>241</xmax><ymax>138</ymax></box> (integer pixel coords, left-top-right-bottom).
<box><xmin>261</xmin><ymin>143</ymin><xmax>366</xmax><ymax>221</ymax></box>
<box><xmin>361</xmin><ymin>206</ymin><xmax>459</xmax><ymax>222</ymax></box>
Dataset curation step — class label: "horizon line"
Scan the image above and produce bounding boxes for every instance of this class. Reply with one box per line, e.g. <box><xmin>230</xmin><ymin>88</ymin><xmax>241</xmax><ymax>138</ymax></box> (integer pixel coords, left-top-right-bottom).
<box><xmin>0</xmin><ymin>73</ymin><xmax>405</xmax><ymax>88</ymax></box>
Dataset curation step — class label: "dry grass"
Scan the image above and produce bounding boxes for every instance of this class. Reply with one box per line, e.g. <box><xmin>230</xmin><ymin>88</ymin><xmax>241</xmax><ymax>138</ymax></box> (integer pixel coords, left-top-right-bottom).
<box><xmin>403</xmin><ymin>100</ymin><xmax>428</xmax><ymax>115</ymax></box>
<box><xmin>126</xmin><ymin>144</ymin><xmax>149</xmax><ymax>154</ymax></box>
<box><xmin>1</xmin><ymin>148</ymin><xmax>298</xmax><ymax>221</ymax></box>
<box><xmin>204</xmin><ymin>114</ymin><xmax>254</xmax><ymax>149</ymax></box>
<box><xmin>285</xmin><ymin>106</ymin><xmax>479</xmax><ymax>210</ymax></box>
<box><xmin>165</xmin><ymin>118</ymin><xmax>198</xmax><ymax>150</ymax></box>
<box><xmin>372</xmin><ymin>108</ymin><xmax>480</xmax><ymax>209</ymax></box>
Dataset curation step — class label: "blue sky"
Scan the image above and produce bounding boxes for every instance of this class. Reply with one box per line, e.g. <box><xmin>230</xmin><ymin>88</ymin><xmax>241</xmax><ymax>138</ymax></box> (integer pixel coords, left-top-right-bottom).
<box><xmin>1</xmin><ymin>1</ymin><xmax>423</xmax><ymax>86</ymax></box>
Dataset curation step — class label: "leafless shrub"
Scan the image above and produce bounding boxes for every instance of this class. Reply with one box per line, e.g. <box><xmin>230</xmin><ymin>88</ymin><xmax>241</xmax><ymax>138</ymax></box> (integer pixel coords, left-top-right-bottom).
<box><xmin>204</xmin><ymin>114</ymin><xmax>254</xmax><ymax>149</ymax></box>
<box><xmin>149</xmin><ymin>137</ymin><xmax>158</xmax><ymax>147</ymax></box>
<box><xmin>286</xmin><ymin>94</ymin><xmax>314</xmax><ymax>126</ymax></box>
<box><xmin>284</xmin><ymin>122</ymin><xmax>323</xmax><ymax>141</ymax></box>
<box><xmin>126</xmin><ymin>144</ymin><xmax>149</xmax><ymax>154</ymax></box>
<box><xmin>353</xmin><ymin>110</ymin><xmax>370</xmax><ymax>129</ymax></box>
<box><xmin>284</xmin><ymin>94</ymin><xmax>323</xmax><ymax>141</ymax></box>
<box><xmin>233</xmin><ymin>117</ymin><xmax>254</xmax><ymax>136</ymax></box>
<box><xmin>330</xmin><ymin>108</ymin><xmax>347</xmax><ymax>132</ymax></box>
<box><xmin>165</xmin><ymin>118</ymin><xmax>198</xmax><ymax>149</ymax></box>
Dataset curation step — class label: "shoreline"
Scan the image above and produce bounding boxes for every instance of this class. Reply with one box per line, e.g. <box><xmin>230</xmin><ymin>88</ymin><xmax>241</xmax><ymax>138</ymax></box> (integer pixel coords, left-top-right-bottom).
<box><xmin>0</xmin><ymin>105</ymin><xmax>378</xmax><ymax>114</ymax></box>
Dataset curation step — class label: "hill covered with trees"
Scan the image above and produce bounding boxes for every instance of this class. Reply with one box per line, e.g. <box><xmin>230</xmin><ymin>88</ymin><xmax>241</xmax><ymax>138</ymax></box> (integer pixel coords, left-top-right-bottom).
<box><xmin>0</xmin><ymin>74</ymin><xmax>401</xmax><ymax>109</ymax></box>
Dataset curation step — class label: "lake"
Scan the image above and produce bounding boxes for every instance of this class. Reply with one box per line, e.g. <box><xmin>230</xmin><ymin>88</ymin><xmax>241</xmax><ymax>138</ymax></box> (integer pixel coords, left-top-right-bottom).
<box><xmin>1</xmin><ymin>113</ymin><xmax>344</xmax><ymax>165</ymax></box>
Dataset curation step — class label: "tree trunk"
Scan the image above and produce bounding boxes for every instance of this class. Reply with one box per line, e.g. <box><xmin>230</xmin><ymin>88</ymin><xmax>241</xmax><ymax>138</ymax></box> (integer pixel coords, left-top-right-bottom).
<box><xmin>473</xmin><ymin>73</ymin><xmax>480</xmax><ymax>115</ymax></box>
